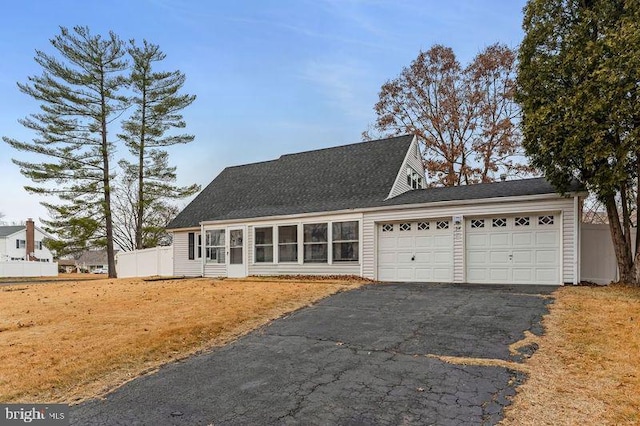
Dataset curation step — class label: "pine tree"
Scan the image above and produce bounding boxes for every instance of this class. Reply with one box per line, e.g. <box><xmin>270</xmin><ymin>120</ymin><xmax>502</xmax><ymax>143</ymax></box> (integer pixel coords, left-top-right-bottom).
<box><xmin>118</xmin><ymin>40</ymin><xmax>199</xmax><ymax>250</ymax></box>
<box><xmin>2</xmin><ymin>26</ymin><xmax>128</xmax><ymax>277</ymax></box>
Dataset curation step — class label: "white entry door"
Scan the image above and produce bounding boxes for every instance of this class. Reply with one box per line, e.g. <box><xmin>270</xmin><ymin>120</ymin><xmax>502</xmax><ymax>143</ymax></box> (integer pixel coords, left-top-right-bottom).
<box><xmin>465</xmin><ymin>214</ymin><xmax>561</xmax><ymax>285</ymax></box>
<box><xmin>377</xmin><ymin>220</ymin><xmax>454</xmax><ymax>282</ymax></box>
<box><xmin>227</xmin><ymin>227</ymin><xmax>247</xmax><ymax>278</ymax></box>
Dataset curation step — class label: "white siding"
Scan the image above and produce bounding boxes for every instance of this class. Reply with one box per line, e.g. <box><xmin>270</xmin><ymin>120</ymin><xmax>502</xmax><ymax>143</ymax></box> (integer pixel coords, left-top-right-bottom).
<box><xmin>0</xmin><ymin>228</ymin><xmax>54</xmax><ymax>262</ymax></box>
<box><xmin>363</xmin><ymin>196</ymin><xmax>578</xmax><ymax>284</ymax></box>
<box><xmin>172</xmin><ymin>231</ymin><xmax>202</xmax><ymax>277</ymax></box>
<box><xmin>387</xmin><ymin>137</ymin><xmax>425</xmax><ymax>199</ymax></box>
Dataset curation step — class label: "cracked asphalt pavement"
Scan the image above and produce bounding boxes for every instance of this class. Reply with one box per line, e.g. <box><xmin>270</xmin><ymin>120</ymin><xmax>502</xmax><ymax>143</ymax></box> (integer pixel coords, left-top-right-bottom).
<box><xmin>70</xmin><ymin>282</ymin><xmax>556</xmax><ymax>425</ymax></box>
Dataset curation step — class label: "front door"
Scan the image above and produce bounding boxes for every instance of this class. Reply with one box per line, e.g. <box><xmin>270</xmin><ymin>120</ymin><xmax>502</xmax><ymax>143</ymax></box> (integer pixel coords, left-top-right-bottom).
<box><xmin>227</xmin><ymin>227</ymin><xmax>247</xmax><ymax>278</ymax></box>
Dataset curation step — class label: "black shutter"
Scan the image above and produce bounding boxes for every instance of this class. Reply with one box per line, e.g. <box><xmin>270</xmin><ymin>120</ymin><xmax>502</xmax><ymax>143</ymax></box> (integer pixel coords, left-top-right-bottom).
<box><xmin>16</xmin><ymin>239</ymin><xmax>20</xmax><ymax>249</ymax></box>
<box><xmin>188</xmin><ymin>232</ymin><xmax>195</xmax><ymax>260</ymax></box>
<box><xmin>198</xmin><ymin>234</ymin><xmax>202</xmax><ymax>258</ymax></box>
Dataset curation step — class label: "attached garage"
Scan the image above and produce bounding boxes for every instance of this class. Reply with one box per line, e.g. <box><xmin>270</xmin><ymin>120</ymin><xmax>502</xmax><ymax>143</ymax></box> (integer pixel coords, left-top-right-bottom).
<box><xmin>465</xmin><ymin>214</ymin><xmax>561</xmax><ymax>285</ymax></box>
<box><xmin>377</xmin><ymin>219</ymin><xmax>453</xmax><ymax>282</ymax></box>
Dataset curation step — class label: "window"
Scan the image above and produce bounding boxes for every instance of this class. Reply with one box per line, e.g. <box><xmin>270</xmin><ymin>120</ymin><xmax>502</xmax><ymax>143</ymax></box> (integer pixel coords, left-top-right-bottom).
<box><xmin>417</xmin><ymin>222</ymin><xmax>429</xmax><ymax>231</ymax></box>
<box><xmin>332</xmin><ymin>221</ymin><xmax>359</xmax><ymax>262</ymax></box>
<box><xmin>35</xmin><ymin>241</ymin><xmax>43</xmax><ymax>250</ymax></box>
<box><xmin>303</xmin><ymin>223</ymin><xmax>328</xmax><ymax>263</ymax></box>
<box><xmin>515</xmin><ymin>217</ymin><xmax>530</xmax><ymax>227</ymax></box>
<box><xmin>382</xmin><ymin>224</ymin><xmax>394</xmax><ymax>232</ymax></box>
<box><xmin>16</xmin><ymin>239</ymin><xmax>25</xmax><ymax>249</ymax></box>
<box><xmin>436</xmin><ymin>220</ymin><xmax>449</xmax><ymax>230</ymax></box>
<box><xmin>492</xmin><ymin>218</ymin><xmax>507</xmax><ymax>228</ymax></box>
<box><xmin>538</xmin><ymin>215</ymin><xmax>555</xmax><ymax>225</ymax></box>
<box><xmin>254</xmin><ymin>227</ymin><xmax>273</xmax><ymax>263</ymax></box>
<box><xmin>278</xmin><ymin>225</ymin><xmax>298</xmax><ymax>262</ymax></box>
<box><xmin>399</xmin><ymin>223</ymin><xmax>412</xmax><ymax>232</ymax></box>
<box><xmin>205</xmin><ymin>230</ymin><xmax>225</xmax><ymax>263</ymax></box>
<box><xmin>406</xmin><ymin>167</ymin><xmax>424</xmax><ymax>189</ymax></box>
<box><xmin>188</xmin><ymin>233</ymin><xmax>195</xmax><ymax>260</ymax></box>
<box><xmin>471</xmin><ymin>219</ymin><xmax>484</xmax><ymax>229</ymax></box>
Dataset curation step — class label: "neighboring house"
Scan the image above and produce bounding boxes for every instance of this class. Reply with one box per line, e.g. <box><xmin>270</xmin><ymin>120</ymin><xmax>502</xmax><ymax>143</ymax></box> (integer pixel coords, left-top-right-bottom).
<box><xmin>76</xmin><ymin>250</ymin><xmax>109</xmax><ymax>273</ymax></box>
<box><xmin>57</xmin><ymin>258</ymin><xmax>77</xmax><ymax>273</ymax></box>
<box><xmin>0</xmin><ymin>219</ymin><xmax>54</xmax><ymax>263</ymax></box>
<box><xmin>167</xmin><ymin>135</ymin><xmax>585</xmax><ymax>285</ymax></box>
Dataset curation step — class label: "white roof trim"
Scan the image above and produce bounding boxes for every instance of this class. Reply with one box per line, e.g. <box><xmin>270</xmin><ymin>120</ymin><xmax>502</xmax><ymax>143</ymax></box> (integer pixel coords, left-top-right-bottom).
<box><xmin>195</xmin><ymin>191</ymin><xmax>581</xmax><ymax>228</ymax></box>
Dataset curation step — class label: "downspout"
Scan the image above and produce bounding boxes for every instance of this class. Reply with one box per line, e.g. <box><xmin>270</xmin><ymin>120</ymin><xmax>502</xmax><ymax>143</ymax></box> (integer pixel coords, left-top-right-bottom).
<box><xmin>201</xmin><ymin>222</ymin><xmax>205</xmax><ymax>277</ymax></box>
<box><xmin>574</xmin><ymin>195</ymin><xmax>580</xmax><ymax>285</ymax></box>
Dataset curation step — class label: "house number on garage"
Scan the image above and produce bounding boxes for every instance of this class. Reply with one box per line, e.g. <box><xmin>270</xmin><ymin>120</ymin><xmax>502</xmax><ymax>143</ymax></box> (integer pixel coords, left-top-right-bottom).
<box><xmin>453</xmin><ymin>215</ymin><xmax>463</xmax><ymax>241</ymax></box>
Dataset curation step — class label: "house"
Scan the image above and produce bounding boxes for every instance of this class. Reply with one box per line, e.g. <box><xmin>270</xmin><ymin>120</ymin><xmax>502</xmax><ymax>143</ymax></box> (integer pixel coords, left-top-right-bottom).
<box><xmin>0</xmin><ymin>218</ymin><xmax>54</xmax><ymax>263</ymax></box>
<box><xmin>76</xmin><ymin>250</ymin><xmax>109</xmax><ymax>273</ymax></box>
<box><xmin>167</xmin><ymin>135</ymin><xmax>585</xmax><ymax>285</ymax></box>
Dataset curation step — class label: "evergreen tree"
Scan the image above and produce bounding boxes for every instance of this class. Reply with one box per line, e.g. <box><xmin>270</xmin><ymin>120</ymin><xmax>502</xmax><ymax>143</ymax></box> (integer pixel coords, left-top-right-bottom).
<box><xmin>118</xmin><ymin>40</ymin><xmax>199</xmax><ymax>250</ymax></box>
<box><xmin>518</xmin><ymin>0</ymin><xmax>640</xmax><ymax>284</ymax></box>
<box><xmin>2</xmin><ymin>26</ymin><xmax>128</xmax><ymax>277</ymax></box>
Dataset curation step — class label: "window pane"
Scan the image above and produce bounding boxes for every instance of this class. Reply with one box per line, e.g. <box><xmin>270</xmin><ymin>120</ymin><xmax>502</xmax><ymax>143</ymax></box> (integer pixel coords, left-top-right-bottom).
<box><xmin>255</xmin><ymin>227</ymin><xmax>273</xmax><ymax>245</ymax></box>
<box><xmin>304</xmin><ymin>223</ymin><xmax>327</xmax><ymax>243</ymax></box>
<box><xmin>278</xmin><ymin>225</ymin><xmax>297</xmax><ymax>243</ymax></box>
<box><xmin>255</xmin><ymin>246</ymin><xmax>273</xmax><ymax>263</ymax></box>
<box><xmin>332</xmin><ymin>221</ymin><xmax>358</xmax><ymax>241</ymax></box>
<box><xmin>207</xmin><ymin>230</ymin><xmax>225</xmax><ymax>247</ymax></box>
<box><xmin>333</xmin><ymin>242</ymin><xmax>358</xmax><ymax>261</ymax></box>
<box><xmin>303</xmin><ymin>243</ymin><xmax>327</xmax><ymax>263</ymax></box>
<box><xmin>206</xmin><ymin>247</ymin><xmax>225</xmax><ymax>263</ymax></box>
<box><xmin>278</xmin><ymin>244</ymin><xmax>298</xmax><ymax>262</ymax></box>
<box><xmin>230</xmin><ymin>247</ymin><xmax>242</xmax><ymax>264</ymax></box>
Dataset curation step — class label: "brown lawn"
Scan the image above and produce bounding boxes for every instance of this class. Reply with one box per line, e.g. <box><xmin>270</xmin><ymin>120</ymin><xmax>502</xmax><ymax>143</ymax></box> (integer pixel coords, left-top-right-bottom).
<box><xmin>502</xmin><ymin>285</ymin><xmax>640</xmax><ymax>425</ymax></box>
<box><xmin>0</xmin><ymin>276</ymin><xmax>364</xmax><ymax>404</ymax></box>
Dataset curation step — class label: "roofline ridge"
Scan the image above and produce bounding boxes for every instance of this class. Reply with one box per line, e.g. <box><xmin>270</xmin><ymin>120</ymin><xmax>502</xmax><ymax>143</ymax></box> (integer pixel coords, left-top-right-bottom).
<box><xmin>278</xmin><ymin>134</ymin><xmax>414</xmax><ymax>159</ymax></box>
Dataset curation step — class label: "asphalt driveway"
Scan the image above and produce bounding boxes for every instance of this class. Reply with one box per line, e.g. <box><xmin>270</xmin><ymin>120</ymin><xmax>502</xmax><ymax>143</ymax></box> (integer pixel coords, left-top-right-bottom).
<box><xmin>70</xmin><ymin>282</ymin><xmax>556</xmax><ymax>425</ymax></box>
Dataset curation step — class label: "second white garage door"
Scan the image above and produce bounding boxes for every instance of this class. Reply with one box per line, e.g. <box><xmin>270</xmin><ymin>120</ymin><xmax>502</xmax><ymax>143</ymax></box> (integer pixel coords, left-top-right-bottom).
<box><xmin>378</xmin><ymin>219</ymin><xmax>453</xmax><ymax>282</ymax></box>
<box><xmin>465</xmin><ymin>214</ymin><xmax>561</xmax><ymax>285</ymax></box>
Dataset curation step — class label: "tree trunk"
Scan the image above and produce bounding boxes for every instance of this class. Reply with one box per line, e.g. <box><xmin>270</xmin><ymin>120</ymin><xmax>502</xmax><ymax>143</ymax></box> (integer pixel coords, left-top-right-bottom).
<box><xmin>136</xmin><ymin>84</ymin><xmax>146</xmax><ymax>250</ymax></box>
<box><xmin>100</xmin><ymin>73</ymin><xmax>116</xmax><ymax>279</ymax></box>
<box><xmin>605</xmin><ymin>193</ymin><xmax>634</xmax><ymax>283</ymax></box>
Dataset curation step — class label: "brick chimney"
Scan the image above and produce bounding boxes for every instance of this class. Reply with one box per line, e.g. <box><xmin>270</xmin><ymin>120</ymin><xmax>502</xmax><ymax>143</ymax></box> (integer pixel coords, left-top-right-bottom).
<box><xmin>26</xmin><ymin>218</ymin><xmax>35</xmax><ymax>261</ymax></box>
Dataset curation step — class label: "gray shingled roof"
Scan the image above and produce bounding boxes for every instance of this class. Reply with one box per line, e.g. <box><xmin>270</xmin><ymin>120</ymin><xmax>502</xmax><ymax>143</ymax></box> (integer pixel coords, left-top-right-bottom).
<box><xmin>0</xmin><ymin>226</ymin><xmax>25</xmax><ymax>238</ymax></box>
<box><xmin>381</xmin><ymin>177</ymin><xmax>583</xmax><ymax>207</ymax></box>
<box><xmin>168</xmin><ymin>135</ymin><xmax>581</xmax><ymax>229</ymax></box>
<box><xmin>168</xmin><ymin>135</ymin><xmax>415</xmax><ymax>229</ymax></box>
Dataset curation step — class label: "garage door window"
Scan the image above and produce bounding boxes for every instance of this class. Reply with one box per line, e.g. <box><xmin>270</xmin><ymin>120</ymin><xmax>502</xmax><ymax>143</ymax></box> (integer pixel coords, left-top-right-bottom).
<box><xmin>304</xmin><ymin>223</ymin><xmax>328</xmax><ymax>263</ymax></box>
<box><xmin>399</xmin><ymin>223</ymin><xmax>412</xmax><ymax>231</ymax></box>
<box><xmin>332</xmin><ymin>221</ymin><xmax>359</xmax><ymax>262</ymax></box>
<box><xmin>471</xmin><ymin>219</ymin><xmax>484</xmax><ymax>228</ymax></box>
<box><xmin>436</xmin><ymin>220</ymin><xmax>449</xmax><ymax>230</ymax></box>
<box><xmin>382</xmin><ymin>224</ymin><xmax>393</xmax><ymax>232</ymax></box>
<box><xmin>538</xmin><ymin>215</ymin><xmax>554</xmax><ymax>225</ymax></box>
<box><xmin>515</xmin><ymin>217</ymin><xmax>530</xmax><ymax>226</ymax></box>
<box><xmin>417</xmin><ymin>222</ymin><xmax>429</xmax><ymax>230</ymax></box>
<box><xmin>492</xmin><ymin>218</ymin><xmax>507</xmax><ymax>227</ymax></box>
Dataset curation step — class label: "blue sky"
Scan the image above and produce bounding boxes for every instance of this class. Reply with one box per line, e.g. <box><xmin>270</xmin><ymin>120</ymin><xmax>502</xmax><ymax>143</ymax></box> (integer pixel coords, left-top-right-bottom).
<box><xmin>0</xmin><ymin>0</ymin><xmax>527</xmax><ymax>225</ymax></box>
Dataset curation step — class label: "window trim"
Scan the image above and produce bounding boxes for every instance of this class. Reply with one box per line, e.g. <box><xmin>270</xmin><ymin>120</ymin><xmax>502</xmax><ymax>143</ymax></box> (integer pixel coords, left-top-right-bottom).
<box><xmin>277</xmin><ymin>224</ymin><xmax>298</xmax><ymax>263</ymax></box>
<box><xmin>205</xmin><ymin>229</ymin><xmax>225</xmax><ymax>264</ymax></box>
<box><xmin>332</xmin><ymin>221</ymin><xmax>359</xmax><ymax>262</ymax></box>
<box><xmin>303</xmin><ymin>223</ymin><xmax>329</xmax><ymax>263</ymax></box>
<box><xmin>254</xmin><ymin>226</ymin><xmax>274</xmax><ymax>263</ymax></box>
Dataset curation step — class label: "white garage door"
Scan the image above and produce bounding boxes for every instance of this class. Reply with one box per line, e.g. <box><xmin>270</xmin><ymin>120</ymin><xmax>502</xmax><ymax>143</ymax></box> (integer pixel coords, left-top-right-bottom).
<box><xmin>378</xmin><ymin>220</ymin><xmax>453</xmax><ymax>282</ymax></box>
<box><xmin>466</xmin><ymin>214</ymin><xmax>560</xmax><ymax>285</ymax></box>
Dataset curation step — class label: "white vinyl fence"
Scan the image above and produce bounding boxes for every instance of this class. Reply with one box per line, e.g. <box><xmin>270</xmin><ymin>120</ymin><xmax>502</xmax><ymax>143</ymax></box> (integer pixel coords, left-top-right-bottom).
<box><xmin>116</xmin><ymin>246</ymin><xmax>173</xmax><ymax>278</ymax></box>
<box><xmin>0</xmin><ymin>261</ymin><xmax>58</xmax><ymax>278</ymax></box>
<box><xmin>580</xmin><ymin>223</ymin><xmax>634</xmax><ymax>285</ymax></box>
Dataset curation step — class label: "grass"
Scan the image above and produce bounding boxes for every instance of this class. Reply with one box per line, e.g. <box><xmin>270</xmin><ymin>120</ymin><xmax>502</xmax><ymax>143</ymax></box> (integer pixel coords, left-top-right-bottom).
<box><xmin>501</xmin><ymin>285</ymin><xmax>640</xmax><ymax>425</ymax></box>
<box><xmin>0</xmin><ymin>276</ymin><xmax>364</xmax><ymax>404</ymax></box>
